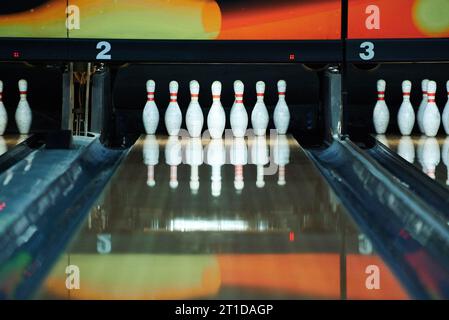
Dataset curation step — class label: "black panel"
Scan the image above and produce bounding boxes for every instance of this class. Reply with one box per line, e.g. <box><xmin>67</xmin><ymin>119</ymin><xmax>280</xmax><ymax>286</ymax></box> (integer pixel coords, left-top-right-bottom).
<box><xmin>347</xmin><ymin>38</ymin><xmax>449</xmax><ymax>63</ymax></box>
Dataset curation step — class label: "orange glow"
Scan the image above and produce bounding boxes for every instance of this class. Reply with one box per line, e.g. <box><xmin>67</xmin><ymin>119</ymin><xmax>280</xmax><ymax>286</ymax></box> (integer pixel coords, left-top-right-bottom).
<box><xmin>218</xmin><ymin>1</ymin><xmax>341</xmax><ymax>40</ymax></box>
<box><xmin>348</xmin><ymin>0</ymin><xmax>449</xmax><ymax>39</ymax></box>
<box><xmin>42</xmin><ymin>253</ymin><xmax>409</xmax><ymax>300</ymax></box>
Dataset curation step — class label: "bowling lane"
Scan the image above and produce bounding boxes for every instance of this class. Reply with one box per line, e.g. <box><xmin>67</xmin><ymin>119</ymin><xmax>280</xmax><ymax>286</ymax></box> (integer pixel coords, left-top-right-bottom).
<box><xmin>0</xmin><ymin>134</ymin><xmax>29</xmax><ymax>156</ymax></box>
<box><xmin>376</xmin><ymin>134</ymin><xmax>449</xmax><ymax>188</ymax></box>
<box><xmin>37</xmin><ymin>134</ymin><xmax>409</xmax><ymax>299</ymax></box>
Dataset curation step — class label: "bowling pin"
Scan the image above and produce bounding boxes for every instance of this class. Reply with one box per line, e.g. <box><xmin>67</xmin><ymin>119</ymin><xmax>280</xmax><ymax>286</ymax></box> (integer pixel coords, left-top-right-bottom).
<box><xmin>185</xmin><ymin>137</ymin><xmax>203</xmax><ymax>194</ymax></box>
<box><xmin>273</xmin><ymin>80</ymin><xmax>290</xmax><ymax>135</ymax></box>
<box><xmin>165</xmin><ymin>136</ymin><xmax>182</xmax><ymax>189</ymax></box>
<box><xmin>230</xmin><ymin>137</ymin><xmax>248</xmax><ymax>192</ymax></box>
<box><xmin>417</xmin><ymin>79</ymin><xmax>429</xmax><ymax>134</ymax></box>
<box><xmin>0</xmin><ymin>81</ymin><xmax>7</xmax><ymax>135</ymax></box>
<box><xmin>397</xmin><ymin>136</ymin><xmax>415</xmax><ymax>163</ymax></box>
<box><xmin>373</xmin><ymin>79</ymin><xmax>389</xmax><ymax>134</ymax></box>
<box><xmin>206</xmin><ymin>138</ymin><xmax>225</xmax><ymax>197</ymax></box>
<box><xmin>422</xmin><ymin>137</ymin><xmax>440</xmax><ymax>179</ymax></box>
<box><xmin>273</xmin><ymin>134</ymin><xmax>290</xmax><ymax>186</ymax></box>
<box><xmin>250</xmin><ymin>135</ymin><xmax>269</xmax><ymax>188</ymax></box>
<box><xmin>423</xmin><ymin>80</ymin><xmax>440</xmax><ymax>137</ymax></box>
<box><xmin>186</xmin><ymin>80</ymin><xmax>204</xmax><ymax>138</ymax></box>
<box><xmin>442</xmin><ymin>80</ymin><xmax>449</xmax><ymax>135</ymax></box>
<box><xmin>397</xmin><ymin>80</ymin><xmax>415</xmax><ymax>136</ymax></box>
<box><xmin>251</xmin><ymin>81</ymin><xmax>269</xmax><ymax>136</ymax></box>
<box><xmin>230</xmin><ymin>80</ymin><xmax>248</xmax><ymax>138</ymax></box>
<box><xmin>15</xmin><ymin>79</ymin><xmax>32</xmax><ymax>134</ymax></box>
<box><xmin>142</xmin><ymin>80</ymin><xmax>159</xmax><ymax>135</ymax></box>
<box><xmin>165</xmin><ymin>81</ymin><xmax>182</xmax><ymax>136</ymax></box>
<box><xmin>207</xmin><ymin>81</ymin><xmax>226</xmax><ymax>139</ymax></box>
<box><xmin>143</xmin><ymin>135</ymin><xmax>159</xmax><ymax>187</ymax></box>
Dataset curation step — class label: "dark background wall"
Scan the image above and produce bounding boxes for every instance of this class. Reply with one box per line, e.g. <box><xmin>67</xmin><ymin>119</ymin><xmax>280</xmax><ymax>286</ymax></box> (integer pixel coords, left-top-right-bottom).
<box><xmin>345</xmin><ymin>63</ymin><xmax>449</xmax><ymax>135</ymax></box>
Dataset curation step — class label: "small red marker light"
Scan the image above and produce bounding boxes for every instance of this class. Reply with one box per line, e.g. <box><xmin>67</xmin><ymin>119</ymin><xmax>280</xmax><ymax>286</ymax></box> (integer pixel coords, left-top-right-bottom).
<box><xmin>289</xmin><ymin>54</ymin><xmax>295</xmax><ymax>61</ymax></box>
<box><xmin>12</xmin><ymin>51</ymin><xmax>21</xmax><ymax>59</ymax></box>
<box><xmin>0</xmin><ymin>202</ymin><xmax>6</xmax><ymax>211</ymax></box>
<box><xmin>289</xmin><ymin>231</ymin><xmax>295</xmax><ymax>242</ymax></box>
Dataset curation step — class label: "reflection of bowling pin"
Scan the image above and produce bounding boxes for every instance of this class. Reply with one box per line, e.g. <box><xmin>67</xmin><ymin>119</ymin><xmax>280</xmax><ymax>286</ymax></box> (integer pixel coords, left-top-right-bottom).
<box><xmin>206</xmin><ymin>138</ymin><xmax>225</xmax><ymax>197</ymax></box>
<box><xmin>274</xmin><ymin>80</ymin><xmax>290</xmax><ymax>134</ymax></box>
<box><xmin>376</xmin><ymin>134</ymin><xmax>390</xmax><ymax>148</ymax></box>
<box><xmin>373</xmin><ymin>79</ymin><xmax>389</xmax><ymax>134</ymax></box>
<box><xmin>442</xmin><ymin>80</ymin><xmax>449</xmax><ymax>135</ymax></box>
<box><xmin>397</xmin><ymin>136</ymin><xmax>415</xmax><ymax>163</ymax></box>
<box><xmin>251</xmin><ymin>135</ymin><xmax>268</xmax><ymax>188</ymax></box>
<box><xmin>442</xmin><ymin>137</ymin><xmax>449</xmax><ymax>185</ymax></box>
<box><xmin>0</xmin><ymin>80</ymin><xmax>7</xmax><ymax>135</ymax></box>
<box><xmin>0</xmin><ymin>137</ymin><xmax>6</xmax><ymax>156</ymax></box>
<box><xmin>24</xmin><ymin>151</ymin><xmax>35</xmax><ymax>172</ymax></box>
<box><xmin>397</xmin><ymin>80</ymin><xmax>415</xmax><ymax>136</ymax></box>
<box><xmin>2</xmin><ymin>168</ymin><xmax>14</xmax><ymax>186</ymax></box>
<box><xmin>15</xmin><ymin>79</ymin><xmax>32</xmax><ymax>134</ymax></box>
<box><xmin>417</xmin><ymin>79</ymin><xmax>429</xmax><ymax>134</ymax></box>
<box><xmin>423</xmin><ymin>81</ymin><xmax>440</xmax><ymax>137</ymax></box>
<box><xmin>186</xmin><ymin>80</ymin><xmax>204</xmax><ymax>138</ymax></box>
<box><xmin>165</xmin><ymin>136</ymin><xmax>182</xmax><ymax>189</ymax></box>
<box><xmin>422</xmin><ymin>137</ymin><xmax>440</xmax><ymax>179</ymax></box>
<box><xmin>143</xmin><ymin>135</ymin><xmax>159</xmax><ymax>187</ymax></box>
<box><xmin>165</xmin><ymin>81</ymin><xmax>182</xmax><ymax>136</ymax></box>
<box><xmin>207</xmin><ymin>81</ymin><xmax>226</xmax><ymax>139</ymax></box>
<box><xmin>251</xmin><ymin>81</ymin><xmax>269</xmax><ymax>136</ymax></box>
<box><xmin>230</xmin><ymin>80</ymin><xmax>248</xmax><ymax>138</ymax></box>
<box><xmin>143</xmin><ymin>80</ymin><xmax>159</xmax><ymax>135</ymax></box>
<box><xmin>230</xmin><ymin>137</ymin><xmax>247</xmax><ymax>192</ymax></box>
<box><xmin>185</xmin><ymin>137</ymin><xmax>203</xmax><ymax>194</ymax></box>
<box><xmin>273</xmin><ymin>134</ymin><xmax>290</xmax><ymax>186</ymax></box>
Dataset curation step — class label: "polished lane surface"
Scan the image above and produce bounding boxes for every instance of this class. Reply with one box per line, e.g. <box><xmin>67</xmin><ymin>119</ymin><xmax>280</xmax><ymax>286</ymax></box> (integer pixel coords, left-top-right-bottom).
<box><xmin>376</xmin><ymin>134</ymin><xmax>449</xmax><ymax>189</ymax></box>
<box><xmin>0</xmin><ymin>134</ymin><xmax>29</xmax><ymax>156</ymax></box>
<box><xmin>37</xmin><ymin>135</ymin><xmax>408</xmax><ymax>299</ymax></box>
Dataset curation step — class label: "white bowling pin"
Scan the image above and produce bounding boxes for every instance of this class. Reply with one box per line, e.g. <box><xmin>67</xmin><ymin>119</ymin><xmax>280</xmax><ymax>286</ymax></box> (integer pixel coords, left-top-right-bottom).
<box><xmin>142</xmin><ymin>80</ymin><xmax>159</xmax><ymax>135</ymax></box>
<box><xmin>165</xmin><ymin>136</ymin><xmax>182</xmax><ymax>189</ymax></box>
<box><xmin>417</xmin><ymin>79</ymin><xmax>429</xmax><ymax>134</ymax></box>
<box><xmin>206</xmin><ymin>138</ymin><xmax>225</xmax><ymax>197</ymax></box>
<box><xmin>423</xmin><ymin>81</ymin><xmax>441</xmax><ymax>137</ymax></box>
<box><xmin>442</xmin><ymin>80</ymin><xmax>449</xmax><ymax>135</ymax></box>
<box><xmin>186</xmin><ymin>80</ymin><xmax>204</xmax><ymax>138</ymax></box>
<box><xmin>185</xmin><ymin>137</ymin><xmax>203</xmax><ymax>194</ymax></box>
<box><xmin>15</xmin><ymin>79</ymin><xmax>32</xmax><ymax>134</ymax></box>
<box><xmin>164</xmin><ymin>81</ymin><xmax>182</xmax><ymax>136</ymax></box>
<box><xmin>230</xmin><ymin>80</ymin><xmax>248</xmax><ymax>138</ymax></box>
<box><xmin>251</xmin><ymin>81</ymin><xmax>269</xmax><ymax>136</ymax></box>
<box><xmin>422</xmin><ymin>137</ymin><xmax>440</xmax><ymax>179</ymax></box>
<box><xmin>273</xmin><ymin>134</ymin><xmax>290</xmax><ymax>186</ymax></box>
<box><xmin>230</xmin><ymin>137</ymin><xmax>248</xmax><ymax>192</ymax></box>
<box><xmin>397</xmin><ymin>136</ymin><xmax>415</xmax><ymax>163</ymax></box>
<box><xmin>373</xmin><ymin>79</ymin><xmax>389</xmax><ymax>134</ymax></box>
<box><xmin>207</xmin><ymin>81</ymin><xmax>226</xmax><ymax>139</ymax></box>
<box><xmin>273</xmin><ymin>80</ymin><xmax>290</xmax><ymax>134</ymax></box>
<box><xmin>143</xmin><ymin>135</ymin><xmax>159</xmax><ymax>187</ymax></box>
<box><xmin>397</xmin><ymin>80</ymin><xmax>415</xmax><ymax>136</ymax></box>
<box><xmin>0</xmin><ymin>81</ymin><xmax>7</xmax><ymax>135</ymax></box>
<box><xmin>250</xmin><ymin>135</ymin><xmax>269</xmax><ymax>188</ymax></box>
